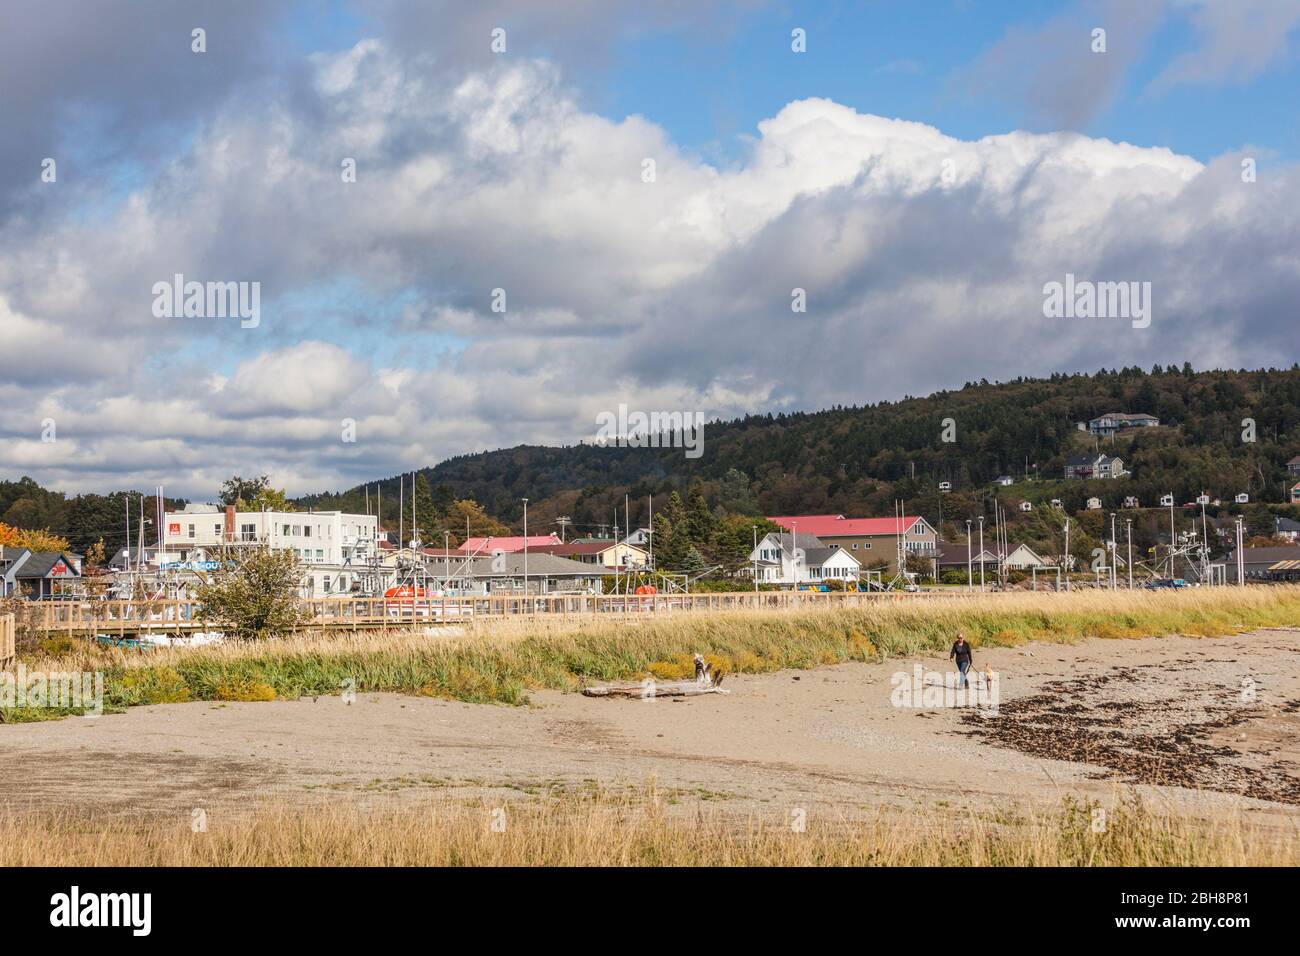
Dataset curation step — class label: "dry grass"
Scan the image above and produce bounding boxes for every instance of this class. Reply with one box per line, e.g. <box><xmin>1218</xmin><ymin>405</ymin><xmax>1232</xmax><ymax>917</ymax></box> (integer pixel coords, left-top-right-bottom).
<box><xmin>9</xmin><ymin>586</ymin><xmax>1300</xmax><ymax>717</ymax></box>
<box><xmin>2</xmin><ymin>786</ymin><xmax>1294</xmax><ymax>866</ymax></box>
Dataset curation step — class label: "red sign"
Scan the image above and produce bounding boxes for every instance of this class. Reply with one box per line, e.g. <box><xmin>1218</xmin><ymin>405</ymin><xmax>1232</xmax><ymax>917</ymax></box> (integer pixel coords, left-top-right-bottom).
<box><xmin>50</xmin><ymin>560</ymin><xmax>70</xmax><ymax>577</ymax></box>
<box><xmin>169</xmin><ymin>523</ymin><xmax>181</xmax><ymax>535</ymax></box>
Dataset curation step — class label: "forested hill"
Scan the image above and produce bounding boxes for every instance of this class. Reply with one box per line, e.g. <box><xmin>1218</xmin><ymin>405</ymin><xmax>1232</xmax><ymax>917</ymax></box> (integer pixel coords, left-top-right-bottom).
<box><xmin>301</xmin><ymin>364</ymin><xmax>1300</xmax><ymax>539</ymax></box>
<box><xmin>5</xmin><ymin>365</ymin><xmax>1300</xmax><ymax>555</ymax></box>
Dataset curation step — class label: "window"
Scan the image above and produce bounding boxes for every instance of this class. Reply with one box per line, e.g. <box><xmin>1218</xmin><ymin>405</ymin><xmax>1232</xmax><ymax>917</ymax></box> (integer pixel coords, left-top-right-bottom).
<box><xmin>316</xmin><ymin>549</ymin><xmax>324</xmax><ymax>560</ymax></box>
<box><xmin>851</xmin><ymin>543</ymin><xmax>858</xmax><ymax>550</ymax></box>
<box><xmin>187</xmin><ymin>524</ymin><xmax>195</xmax><ymax>539</ymax></box>
<box><xmin>283</xmin><ymin>524</ymin><xmax>291</xmax><ymax>536</ymax></box>
<box><xmin>240</xmin><ymin>523</ymin><xmax>256</xmax><ymax>542</ymax></box>
<box><xmin>323</xmin><ymin>576</ymin><xmax>331</xmax><ymax>592</ymax></box>
<box><xmin>304</xmin><ymin>526</ymin><xmax>312</xmax><ymax>538</ymax></box>
<box><xmin>214</xmin><ymin>523</ymin><xmax>222</xmax><ymax>536</ymax></box>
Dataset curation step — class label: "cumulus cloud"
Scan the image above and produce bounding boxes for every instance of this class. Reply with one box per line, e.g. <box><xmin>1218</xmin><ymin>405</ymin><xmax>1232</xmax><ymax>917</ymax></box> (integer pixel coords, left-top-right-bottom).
<box><xmin>2</xmin><ymin>31</ymin><xmax>1299</xmax><ymax>498</ymax></box>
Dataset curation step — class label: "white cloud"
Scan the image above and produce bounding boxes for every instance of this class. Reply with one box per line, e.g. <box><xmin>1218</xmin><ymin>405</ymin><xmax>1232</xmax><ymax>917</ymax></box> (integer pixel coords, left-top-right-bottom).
<box><xmin>2</xmin><ymin>39</ymin><xmax>1298</xmax><ymax>498</ymax></box>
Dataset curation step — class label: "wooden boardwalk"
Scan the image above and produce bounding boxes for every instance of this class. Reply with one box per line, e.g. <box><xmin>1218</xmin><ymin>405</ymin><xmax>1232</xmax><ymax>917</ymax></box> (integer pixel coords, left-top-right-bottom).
<box><xmin>27</xmin><ymin>590</ymin><xmax>972</xmax><ymax>637</ymax></box>
<box><xmin>1</xmin><ymin>614</ymin><xmax>14</xmax><ymax>666</ymax></box>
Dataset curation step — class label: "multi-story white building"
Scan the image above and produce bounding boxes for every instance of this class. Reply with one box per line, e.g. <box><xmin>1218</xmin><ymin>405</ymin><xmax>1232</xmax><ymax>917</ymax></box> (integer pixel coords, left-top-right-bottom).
<box><xmin>160</xmin><ymin>504</ymin><xmax>380</xmax><ymax>597</ymax></box>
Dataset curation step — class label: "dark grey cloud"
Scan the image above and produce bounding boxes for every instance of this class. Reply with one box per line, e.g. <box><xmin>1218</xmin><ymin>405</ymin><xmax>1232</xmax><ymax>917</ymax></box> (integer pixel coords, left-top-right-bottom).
<box><xmin>0</xmin><ymin>0</ymin><xmax>295</xmax><ymax>221</ymax></box>
<box><xmin>959</xmin><ymin>0</ymin><xmax>1167</xmax><ymax>130</ymax></box>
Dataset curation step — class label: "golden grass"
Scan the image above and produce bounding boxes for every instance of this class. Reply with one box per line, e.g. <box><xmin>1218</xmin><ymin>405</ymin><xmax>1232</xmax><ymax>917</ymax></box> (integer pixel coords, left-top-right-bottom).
<box><xmin>9</xmin><ymin>586</ymin><xmax>1300</xmax><ymax>716</ymax></box>
<box><xmin>2</xmin><ymin>787</ymin><xmax>1294</xmax><ymax>866</ymax></box>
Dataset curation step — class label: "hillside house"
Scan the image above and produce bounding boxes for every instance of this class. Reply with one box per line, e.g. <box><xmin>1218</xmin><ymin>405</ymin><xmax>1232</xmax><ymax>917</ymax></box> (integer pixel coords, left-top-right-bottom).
<box><xmin>1064</xmin><ymin>454</ymin><xmax>1126</xmax><ymax>480</ymax></box>
<box><xmin>1088</xmin><ymin>413</ymin><xmax>1159</xmax><ymax>437</ymax></box>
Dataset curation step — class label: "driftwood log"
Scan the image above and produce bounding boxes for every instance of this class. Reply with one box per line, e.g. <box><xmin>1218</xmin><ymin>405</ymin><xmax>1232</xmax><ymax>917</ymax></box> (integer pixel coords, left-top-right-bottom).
<box><xmin>583</xmin><ymin>654</ymin><xmax>729</xmax><ymax>699</ymax></box>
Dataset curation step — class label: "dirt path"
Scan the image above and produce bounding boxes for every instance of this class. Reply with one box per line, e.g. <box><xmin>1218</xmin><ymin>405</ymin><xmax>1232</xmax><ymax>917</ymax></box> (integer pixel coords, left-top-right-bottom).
<box><xmin>3</xmin><ymin>629</ymin><xmax>1299</xmax><ymax>824</ymax></box>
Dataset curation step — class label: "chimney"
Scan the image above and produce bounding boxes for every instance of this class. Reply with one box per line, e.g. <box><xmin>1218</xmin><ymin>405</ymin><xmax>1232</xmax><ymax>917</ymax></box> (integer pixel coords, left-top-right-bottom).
<box><xmin>225</xmin><ymin>505</ymin><xmax>236</xmax><ymax>543</ymax></box>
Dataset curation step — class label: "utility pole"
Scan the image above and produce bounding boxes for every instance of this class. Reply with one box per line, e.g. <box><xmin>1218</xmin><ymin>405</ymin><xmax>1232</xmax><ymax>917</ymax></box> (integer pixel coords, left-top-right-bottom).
<box><xmin>978</xmin><ymin>515</ymin><xmax>985</xmax><ymax>590</ymax></box>
<box><xmin>522</xmin><ymin>498</ymin><xmax>529</xmax><ymax>597</ymax></box>
<box><xmin>752</xmin><ymin>525</ymin><xmax>759</xmax><ymax>593</ymax></box>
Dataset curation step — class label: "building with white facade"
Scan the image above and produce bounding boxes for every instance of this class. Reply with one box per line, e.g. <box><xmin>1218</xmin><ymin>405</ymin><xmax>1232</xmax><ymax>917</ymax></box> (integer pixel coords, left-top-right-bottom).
<box><xmin>160</xmin><ymin>504</ymin><xmax>379</xmax><ymax>597</ymax></box>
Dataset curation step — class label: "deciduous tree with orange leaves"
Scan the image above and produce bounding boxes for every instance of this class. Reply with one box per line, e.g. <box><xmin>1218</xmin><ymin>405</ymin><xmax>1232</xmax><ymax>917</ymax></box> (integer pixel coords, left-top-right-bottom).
<box><xmin>0</xmin><ymin>522</ymin><xmax>72</xmax><ymax>552</ymax></box>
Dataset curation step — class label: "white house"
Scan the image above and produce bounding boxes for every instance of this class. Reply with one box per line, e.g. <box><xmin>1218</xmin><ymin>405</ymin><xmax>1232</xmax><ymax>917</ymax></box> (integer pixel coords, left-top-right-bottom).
<box><xmin>748</xmin><ymin>532</ymin><xmax>861</xmax><ymax>586</ymax></box>
<box><xmin>160</xmin><ymin>504</ymin><xmax>380</xmax><ymax>598</ymax></box>
<box><xmin>1004</xmin><ymin>544</ymin><xmax>1050</xmax><ymax>569</ymax></box>
<box><xmin>1123</xmin><ymin>496</ymin><xmax>1139</xmax><ymax>509</ymax></box>
<box><xmin>1086</xmin><ymin>497</ymin><xmax>1102</xmax><ymax>510</ymax></box>
<box><xmin>1160</xmin><ymin>493</ymin><xmax>1175</xmax><ymax>507</ymax></box>
<box><xmin>1050</xmin><ymin>498</ymin><xmax>1063</xmax><ymax>507</ymax></box>
<box><xmin>162</xmin><ymin>504</ymin><xmax>378</xmax><ymax>566</ymax></box>
<box><xmin>938</xmin><ymin>481</ymin><xmax>952</xmax><ymax>492</ymax></box>
<box><xmin>1235</xmin><ymin>493</ymin><xmax>1249</xmax><ymax>504</ymax></box>
<box><xmin>1019</xmin><ymin>501</ymin><xmax>1032</xmax><ymax>512</ymax></box>
<box><xmin>996</xmin><ymin>475</ymin><xmax>1014</xmax><ymax>486</ymax></box>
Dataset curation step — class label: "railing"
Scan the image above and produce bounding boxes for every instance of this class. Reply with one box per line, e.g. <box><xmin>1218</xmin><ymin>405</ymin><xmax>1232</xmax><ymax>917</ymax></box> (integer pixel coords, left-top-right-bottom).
<box><xmin>1</xmin><ymin>614</ymin><xmax>14</xmax><ymax>666</ymax></box>
<box><xmin>24</xmin><ymin>589</ymin><xmax>977</xmax><ymax>634</ymax></box>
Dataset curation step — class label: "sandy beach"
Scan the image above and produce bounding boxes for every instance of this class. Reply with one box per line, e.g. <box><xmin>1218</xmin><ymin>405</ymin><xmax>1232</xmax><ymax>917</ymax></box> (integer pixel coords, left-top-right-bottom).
<box><xmin>3</xmin><ymin>626</ymin><xmax>1298</xmax><ymax>828</ymax></box>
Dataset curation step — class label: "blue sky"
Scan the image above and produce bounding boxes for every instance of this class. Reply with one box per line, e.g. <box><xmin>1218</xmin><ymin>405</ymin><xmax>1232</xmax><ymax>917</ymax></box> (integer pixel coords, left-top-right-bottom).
<box><xmin>286</xmin><ymin>0</ymin><xmax>1300</xmax><ymax>164</ymax></box>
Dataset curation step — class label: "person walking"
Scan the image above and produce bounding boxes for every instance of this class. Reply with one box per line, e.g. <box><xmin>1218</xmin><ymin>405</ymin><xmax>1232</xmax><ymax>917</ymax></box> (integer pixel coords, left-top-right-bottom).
<box><xmin>949</xmin><ymin>632</ymin><xmax>974</xmax><ymax>689</ymax></box>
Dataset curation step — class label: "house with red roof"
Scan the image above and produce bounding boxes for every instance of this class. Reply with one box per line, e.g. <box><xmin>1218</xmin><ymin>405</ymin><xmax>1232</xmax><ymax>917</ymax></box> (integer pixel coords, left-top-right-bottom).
<box><xmin>767</xmin><ymin>514</ymin><xmax>938</xmax><ymax>573</ymax></box>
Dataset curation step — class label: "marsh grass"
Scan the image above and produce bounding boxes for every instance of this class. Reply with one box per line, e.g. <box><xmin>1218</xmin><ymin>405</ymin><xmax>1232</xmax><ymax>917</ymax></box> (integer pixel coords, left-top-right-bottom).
<box><xmin>7</xmin><ymin>587</ymin><xmax>1300</xmax><ymax>718</ymax></box>
<box><xmin>1</xmin><ymin>787</ymin><xmax>1293</xmax><ymax>866</ymax></box>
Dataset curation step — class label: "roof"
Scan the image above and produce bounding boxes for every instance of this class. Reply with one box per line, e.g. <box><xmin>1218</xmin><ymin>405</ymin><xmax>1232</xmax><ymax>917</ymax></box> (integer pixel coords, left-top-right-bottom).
<box><xmin>532</xmin><ymin>541</ymin><xmax>645</xmax><ymax>558</ymax></box>
<box><xmin>804</xmin><ymin>546</ymin><xmax>860</xmax><ymax>567</ymax></box>
<box><xmin>11</xmin><ymin>551</ymin><xmax>80</xmax><ymax>579</ymax></box>
<box><xmin>1228</xmin><ymin>546</ymin><xmax>1300</xmax><ymax>564</ymax></box>
<box><xmin>449</xmin><ymin>552</ymin><xmax>616</xmax><ymax>577</ymax></box>
<box><xmin>1286</xmin><ymin>456</ymin><xmax>1300</xmax><ymax>465</ymax></box>
<box><xmin>457</xmin><ymin>534</ymin><xmax>562</xmax><ymax>553</ymax></box>
<box><xmin>1275</xmin><ymin>517</ymin><xmax>1300</xmax><ymax>532</ymax></box>
<box><xmin>770</xmin><ymin>532</ymin><xmax>828</xmax><ymax>552</ymax></box>
<box><xmin>1092</xmin><ymin>412</ymin><xmax>1158</xmax><ymax>422</ymax></box>
<box><xmin>1268</xmin><ymin>560</ymin><xmax>1300</xmax><ymax>571</ymax></box>
<box><xmin>768</xmin><ymin>515</ymin><xmax>928</xmax><ymax>537</ymax></box>
<box><xmin>933</xmin><ymin>540</ymin><xmax>998</xmax><ymax>565</ymax></box>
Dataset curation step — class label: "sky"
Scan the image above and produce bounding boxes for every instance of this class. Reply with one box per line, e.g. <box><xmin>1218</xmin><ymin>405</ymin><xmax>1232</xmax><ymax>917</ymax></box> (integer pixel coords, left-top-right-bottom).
<box><xmin>1</xmin><ymin>0</ymin><xmax>1299</xmax><ymax>498</ymax></box>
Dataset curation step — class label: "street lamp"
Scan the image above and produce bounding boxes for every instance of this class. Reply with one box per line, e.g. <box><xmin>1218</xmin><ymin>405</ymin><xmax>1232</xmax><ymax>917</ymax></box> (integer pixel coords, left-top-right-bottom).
<box><xmin>522</xmin><ymin>498</ymin><xmax>529</xmax><ymax>598</ymax></box>
<box><xmin>1110</xmin><ymin>512</ymin><xmax>1118</xmax><ymax>589</ymax></box>
<box><xmin>977</xmin><ymin>516</ymin><xmax>985</xmax><ymax>590</ymax></box>
<box><xmin>752</xmin><ymin>525</ymin><xmax>759</xmax><ymax>593</ymax></box>
<box><xmin>1125</xmin><ymin>518</ymin><xmax>1133</xmax><ymax>589</ymax></box>
<box><xmin>965</xmin><ymin>519</ymin><xmax>972</xmax><ymax>592</ymax></box>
